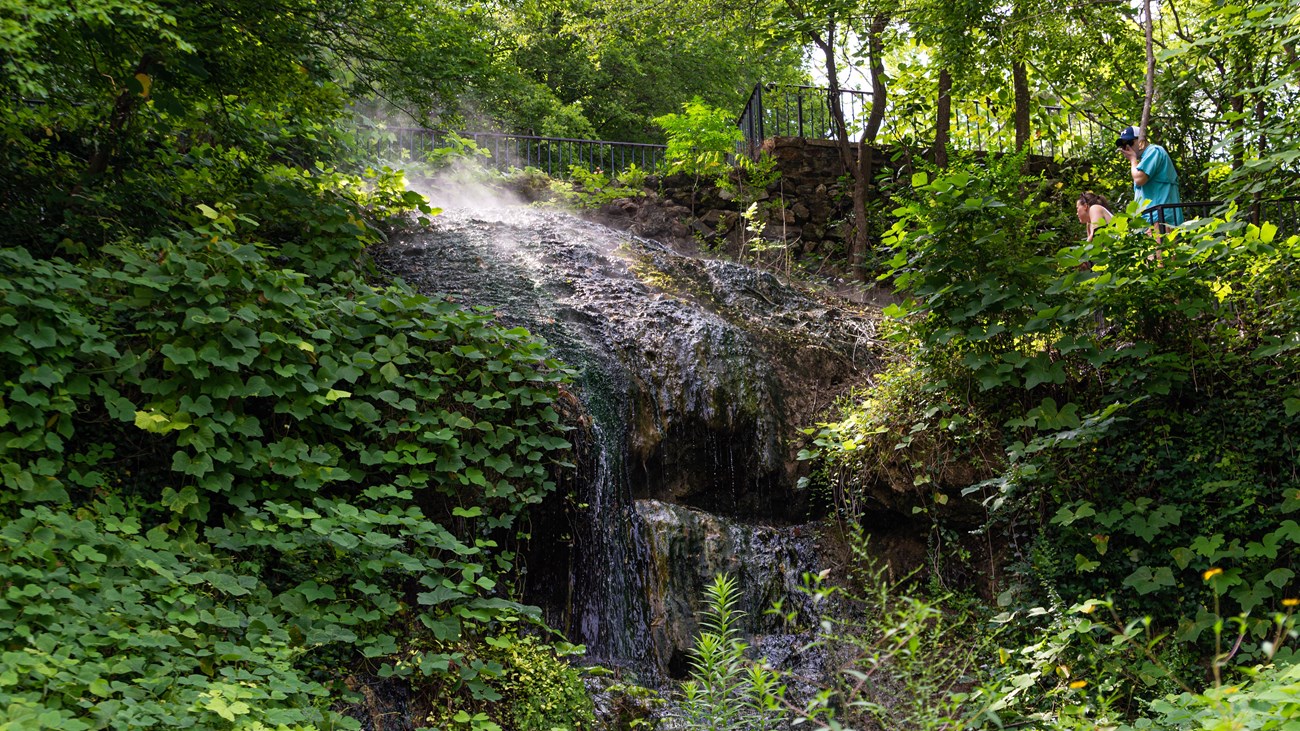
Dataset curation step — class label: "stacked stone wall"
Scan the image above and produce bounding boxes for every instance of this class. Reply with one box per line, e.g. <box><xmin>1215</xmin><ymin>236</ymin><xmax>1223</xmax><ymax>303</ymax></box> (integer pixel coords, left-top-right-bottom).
<box><xmin>643</xmin><ymin>137</ymin><xmax>864</xmax><ymax>262</ymax></box>
<box><xmin>593</xmin><ymin>136</ymin><xmax>1058</xmax><ymax>270</ymax></box>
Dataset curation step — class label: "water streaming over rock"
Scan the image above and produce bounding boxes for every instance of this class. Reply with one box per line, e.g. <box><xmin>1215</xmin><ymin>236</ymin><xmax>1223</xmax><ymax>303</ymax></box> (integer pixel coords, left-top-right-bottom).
<box><xmin>377</xmin><ymin>203</ymin><xmax>879</xmax><ymax>680</ymax></box>
<box><xmin>637</xmin><ymin>500</ymin><xmax>827</xmax><ymax>684</ymax></box>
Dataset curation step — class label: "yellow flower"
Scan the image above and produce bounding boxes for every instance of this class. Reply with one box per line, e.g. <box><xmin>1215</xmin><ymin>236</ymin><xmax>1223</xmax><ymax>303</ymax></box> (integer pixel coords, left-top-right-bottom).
<box><xmin>1069</xmin><ymin>680</ymin><xmax>1088</xmax><ymax>689</ymax></box>
<box><xmin>1283</xmin><ymin>598</ymin><xmax>1299</xmax><ymax>607</ymax></box>
<box><xmin>1202</xmin><ymin>568</ymin><xmax>1223</xmax><ymax>581</ymax></box>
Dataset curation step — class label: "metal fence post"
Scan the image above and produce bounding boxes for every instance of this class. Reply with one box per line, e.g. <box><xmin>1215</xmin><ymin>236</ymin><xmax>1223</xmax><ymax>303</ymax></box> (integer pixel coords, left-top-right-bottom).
<box><xmin>790</xmin><ymin>88</ymin><xmax>800</xmax><ymax>139</ymax></box>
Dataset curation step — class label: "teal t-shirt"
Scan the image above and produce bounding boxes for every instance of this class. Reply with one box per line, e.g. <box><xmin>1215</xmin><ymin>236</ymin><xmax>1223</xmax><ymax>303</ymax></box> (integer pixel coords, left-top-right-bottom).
<box><xmin>1135</xmin><ymin>143</ymin><xmax>1182</xmax><ymax>225</ymax></box>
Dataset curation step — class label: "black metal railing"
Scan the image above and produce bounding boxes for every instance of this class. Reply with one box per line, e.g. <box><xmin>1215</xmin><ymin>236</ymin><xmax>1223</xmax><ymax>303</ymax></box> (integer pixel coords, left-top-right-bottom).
<box><xmin>1147</xmin><ymin>197</ymin><xmax>1300</xmax><ymax>235</ymax></box>
<box><xmin>1146</xmin><ymin>200</ymin><xmax>1215</xmax><ymax>228</ymax></box>
<box><xmin>738</xmin><ymin>84</ymin><xmax>876</xmax><ymax>150</ymax></box>
<box><xmin>736</xmin><ymin>83</ymin><xmax>1106</xmax><ymax>159</ymax></box>
<box><xmin>366</xmin><ymin>128</ymin><xmax>667</xmax><ymax>177</ymax></box>
<box><xmin>736</xmin><ymin>83</ymin><xmax>765</xmax><ymax>157</ymax></box>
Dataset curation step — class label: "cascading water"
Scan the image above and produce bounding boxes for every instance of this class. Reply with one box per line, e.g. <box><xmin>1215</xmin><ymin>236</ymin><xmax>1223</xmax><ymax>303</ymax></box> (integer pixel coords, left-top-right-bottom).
<box><xmin>378</xmin><ymin>198</ymin><xmax>878</xmax><ymax>680</ymax></box>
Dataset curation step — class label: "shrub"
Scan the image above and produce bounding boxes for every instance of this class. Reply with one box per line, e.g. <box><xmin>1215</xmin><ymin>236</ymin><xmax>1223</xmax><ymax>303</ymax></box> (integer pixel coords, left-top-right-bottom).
<box><xmin>805</xmin><ymin>160</ymin><xmax>1300</xmax><ymax>726</ymax></box>
<box><xmin>792</xmin><ymin>529</ymin><xmax>994</xmax><ymax>731</ymax></box>
<box><xmin>565</xmin><ymin>165</ymin><xmax>643</xmax><ymax>209</ymax></box>
<box><xmin>483</xmin><ymin>634</ymin><xmax>596</xmax><ymax>731</ymax></box>
<box><xmin>614</xmin><ymin>163</ymin><xmax>650</xmax><ymax>190</ymax></box>
<box><xmin>653</xmin><ymin>98</ymin><xmax>742</xmax><ymax>178</ymax></box>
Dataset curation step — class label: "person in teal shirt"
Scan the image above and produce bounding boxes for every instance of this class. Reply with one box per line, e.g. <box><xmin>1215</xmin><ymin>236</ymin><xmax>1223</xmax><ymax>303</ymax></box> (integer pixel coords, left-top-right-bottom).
<box><xmin>1117</xmin><ymin>125</ymin><xmax>1182</xmax><ymax>227</ymax></box>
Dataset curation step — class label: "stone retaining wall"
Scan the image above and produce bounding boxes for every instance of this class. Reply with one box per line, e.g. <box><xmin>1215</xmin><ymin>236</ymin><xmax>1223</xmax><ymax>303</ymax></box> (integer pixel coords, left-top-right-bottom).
<box><xmin>643</xmin><ymin>137</ymin><xmax>901</xmax><ymax>264</ymax></box>
<box><xmin>594</xmin><ymin>137</ymin><xmax>1059</xmax><ymax>272</ymax></box>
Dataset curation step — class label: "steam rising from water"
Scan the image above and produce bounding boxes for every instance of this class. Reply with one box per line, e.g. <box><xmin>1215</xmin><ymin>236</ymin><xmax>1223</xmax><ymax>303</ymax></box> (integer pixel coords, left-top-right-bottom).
<box><xmin>407</xmin><ymin>162</ymin><xmax>526</xmax><ymax>216</ymax></box>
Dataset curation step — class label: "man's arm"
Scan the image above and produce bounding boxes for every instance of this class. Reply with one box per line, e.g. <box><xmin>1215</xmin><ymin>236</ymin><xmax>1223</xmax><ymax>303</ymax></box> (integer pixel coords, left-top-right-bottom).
<box><xmin>1123</xmin><ymin>146</ymin><xmax>1150</xmax><ymax>185</ymax></box>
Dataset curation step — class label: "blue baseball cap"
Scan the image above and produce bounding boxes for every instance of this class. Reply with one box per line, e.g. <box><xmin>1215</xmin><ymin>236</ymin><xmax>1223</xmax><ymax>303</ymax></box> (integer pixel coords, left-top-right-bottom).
<box><xmin>1116</xmin><ymin>125</ymin><xmax>1141</xmax><ymax>146</ymax></box>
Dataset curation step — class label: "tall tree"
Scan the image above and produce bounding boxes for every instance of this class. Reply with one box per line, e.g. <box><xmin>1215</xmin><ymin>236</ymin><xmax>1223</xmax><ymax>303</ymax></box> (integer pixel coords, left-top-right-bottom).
<box><xmin>1160</xmin><ymin>0</ymin><xmax>1300</xmax><ymax>200</ymax></box>
<box><xmin>912</xmin><ymin>0</ymin><xmax>988</xmax><ymax>166</ymax></box>
<box><xmin>780</xmin><ymin>0</ymin><xmax>895</xmax><ymax>280</ymax></box>
<box><xmin>491</xmin><ymin>0</ymin><xmax>806</xmax><ymax>141</ymax></box>
<box><xmin>1140</xmin><ymin>0</ymin><xmax>1156</xmax><ymax>139</ymax></box>
<box><xmin>1</xmin><ymin>0</ymin><xmax>505</xmax><ymax>250</ymax></box>
<box><xmin>935</xmin><ymin>69</ymin><xmax>953</xmax><ymax>167</ymax></box>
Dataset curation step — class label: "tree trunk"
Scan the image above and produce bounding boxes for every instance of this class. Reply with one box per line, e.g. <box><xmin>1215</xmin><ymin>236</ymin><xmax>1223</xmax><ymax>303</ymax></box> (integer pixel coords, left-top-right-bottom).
<box><xmin>849</xmin><ymin>13</ymin><xmax>889</xmax><ymax>282</ymax></box>
<box><xmin>817</xmin><ymin>20</ymin><xmax>866</xmax><ymax>281</ymax></box>
<box><xmin>818</xmin><ymin>23</ymin><xmax>856</xmax><ymax>176</ymax></box>
<box><xmin>864</xmin><ymin>14</ymin><xmax>888</xmax><ymax>143</ymax></box>
<box><xmin>1012</xmin><ymin>60</ymin><xmax>1030</xmax><ymax>153</ymax></box>
<box><xmin>935</xmin><ymin>68</ymin><xmax>952</xmax><ymax>167</ymax></box>
<box><xmin>1230</xmin><ymin>91</ymin><xmax>1244</xmax><ymax>170</ymax></box>
<box><xmin>1253</xmin><ymin>62</ymin><xmax>1268</xmax><ymax>224</ymax></box>
<box><xmin>1140</xmin><ymin>0</ymin><xmax>1156</xmax><ymax>140</ymax></box>
<box><xmin>809</xmin><ymin>11</ymin><xmax>890</xmax><ymax>282</ymax></box>
<box><xmin>1255</xmin><ymin>66</ymin><xmax>1269</xmax><ymax>158</ymax></box>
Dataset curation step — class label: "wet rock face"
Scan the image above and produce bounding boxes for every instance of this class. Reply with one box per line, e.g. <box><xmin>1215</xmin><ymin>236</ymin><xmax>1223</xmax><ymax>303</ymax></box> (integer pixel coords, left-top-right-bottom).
<box><xmin>376</xmin><ymin>205</ymin><xmax>878</xmax><ymax>675</ymax></box>
<box><xmin>590</xmin><ymin>195</ymin><xmax>697</xmax><ymax>250</ymax></box>
<box><xmin>636</xmin><ymin>500</ymin><xmax>824</xmax><ymax>681</ymax></box>
<box><xmin>381</xmin><ymin>208</ymin><xmax>875</xmax><ymax>521</ymax></box>
<box><xmin>625</xmin><ymin>247</ymin><xmax>878</xmax><ymax>506</ymax></box>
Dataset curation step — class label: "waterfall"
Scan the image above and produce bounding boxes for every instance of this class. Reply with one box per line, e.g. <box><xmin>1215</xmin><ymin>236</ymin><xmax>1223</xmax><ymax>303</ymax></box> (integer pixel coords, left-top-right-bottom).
<box><xmin>379</xmin><ymin>203</ymin><xmax>877</xmax><ymax>679</ymax></box>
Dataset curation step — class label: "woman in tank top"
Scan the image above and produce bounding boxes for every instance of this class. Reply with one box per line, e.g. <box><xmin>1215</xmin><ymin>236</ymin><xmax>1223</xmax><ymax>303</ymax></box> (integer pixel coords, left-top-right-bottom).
<box><xmin>1076</xmin><ymin>192</ymin><xmax>1113</xmax><ymax>241</ymax></box>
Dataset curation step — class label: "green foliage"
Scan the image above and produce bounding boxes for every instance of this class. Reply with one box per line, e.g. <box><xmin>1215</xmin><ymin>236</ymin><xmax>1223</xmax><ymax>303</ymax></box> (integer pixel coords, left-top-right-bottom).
<box><xmin>614</xmin><ymin>163</ymin><xmax>651</xmax><ymax>190</ymax></box>
<box><xmin>0</xmin><ymin>6</ymin><xmax>584</xmax><ymax>714</ymax></box>
<box><xmin>1158</xmin><ymin>0</ymin><xmax>1300</xmax><ymax>200</ymax></box>
<box><xmin>720</xmin><ymin>151</ymin><xmax>781</xmax><ymax>198</ymax></box>
<box><xmin>0</xmin><ymin>505</ymin><xmax>336</xmax><ymax>730</ymax></box>
<box><xmin>1134</xmin><ymin>661</ymin><xmax>1300</xmax><ymax>731</ymax></box>
<box><xmin>777</xmin><ymin>0</ymin><xmax>1290</xmax><ymax>205</ymax></box>
<box><xmin>977</xmin><ymin>597</ymin><xmax>1187</xmax><ymax>724</ymax></box>
<box><xmin>806</xmin><ymin>158</ymin><xmax>1300</xmax><ymax>728</ymax></box>
<box><xmin>564</xmin><ymin>165</ymin><xmax>646</xmax><ymax>209</ymax></box>
<box><xmin>484</xmin><ymin>75</ymin><xmax>600</xmax><ymax>140</ymax></box>
<box><xmin>0</xmin><ymin>0</ymin><xmax>495</xmax><ymax>253</ymax></box>
<box><xmin>798</xmin><ymin>360</ymin><xmax>1001</xmax><ymax>521</ymax></box>
<box><xmin>486</xmin><ymin>0</ymin><xmax>805</xmax><ymax>143</ymax></box>
<box><xmin>972</xmin><ymin>581</ymin><xmax>1300</xmax><ymax>730</ymax></box>
<box><xmin>654</xmin><ymin>99</ymin><xmax>744</xmax><ymax>178</ymax></box>
<box><xmin>680</xmin><ymin>575</ymin><xmax>787</xmax><ymax>731</ymax></box>
<box><xmin>476</xmin><ymin>633</ymin><xmax>596</xmax><ymax>731</ymax></box>
<box><xmin>399</xmin><ymin>132</ymin><xmax>493</xmax><ymax>172</ymax></box>
<box><xmin>1041</xmin><ymin>398</ymin><xmax>1300</xmax><ymax>638</ymax></box>
<box><xmin>0</xmin><ymin>146</ymin><xmax>573</xmax><ymax>726</ymax></box>
<box><xmin>779</xmin><ymin>537</ymin><xmax>1300</xmax><ymax>731</ymax></box>
<box><xmin>718</xmin><ymin>152</ymin><xmax>789</xmax><ymax>267</ymax></box>
<box><xmin>794</xmin><ymin>530</ymin><xmax>994</xmax><ymax>731</ymax></box>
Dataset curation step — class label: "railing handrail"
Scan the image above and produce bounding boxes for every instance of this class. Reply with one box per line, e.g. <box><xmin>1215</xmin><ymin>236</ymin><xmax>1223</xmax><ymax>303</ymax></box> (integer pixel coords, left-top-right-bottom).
<box><xmin>362</xmin><ymin>126</ymin><xmax>668</xmax><ymax>178</ymax></box>
<box><xmin>1148</xmin><ymin>197</ymin><xmax>1300</xmax><ymax>211</ymax></box>
<box><xmin>1147</xmin><ymin>196</ymin><xmax>1300</xmax><ymax>230</ymax></box>
<box><xmin>1149</xmin><ymin>200</ymin><xmax>1225</xmax><ymax>209</ymax></box>
<box><xmin>754</xmin><ymin>84</ymin><xmax>1069</xmax><ymax>115</ymax></box>
<box><xmin>737</xmin><ymin>83</ymin><xmax>764</xmax><ymax>126</ymax></box>
<box><xmin>734</xmin><ymin>82</ymin><xmax>1104</xmax><ymax>158</ymax></box>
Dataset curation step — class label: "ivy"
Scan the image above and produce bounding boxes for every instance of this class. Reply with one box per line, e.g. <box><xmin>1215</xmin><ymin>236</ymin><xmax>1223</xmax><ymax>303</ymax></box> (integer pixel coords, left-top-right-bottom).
<box><xmin>0</xmin><ymin>167</ymin><xmax>572</xmax><ymax>726</ymax></box>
